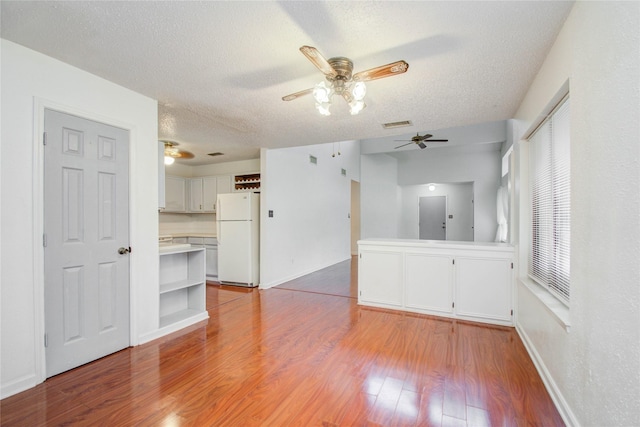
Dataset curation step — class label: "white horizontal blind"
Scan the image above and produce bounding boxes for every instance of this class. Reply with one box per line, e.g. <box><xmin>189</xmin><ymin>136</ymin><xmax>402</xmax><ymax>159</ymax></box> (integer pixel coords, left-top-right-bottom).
<box><xmin>528</xmin><ymin>98</ymin><xmax>570</xmax><ymax>303</ymax></box>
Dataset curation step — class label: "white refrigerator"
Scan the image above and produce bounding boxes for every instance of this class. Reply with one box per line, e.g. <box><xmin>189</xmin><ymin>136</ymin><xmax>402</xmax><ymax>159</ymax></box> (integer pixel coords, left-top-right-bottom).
<box><xmin>216</xmin><ymin>192</ymin><xmax>260</xmax><ymax>287</ymax></box>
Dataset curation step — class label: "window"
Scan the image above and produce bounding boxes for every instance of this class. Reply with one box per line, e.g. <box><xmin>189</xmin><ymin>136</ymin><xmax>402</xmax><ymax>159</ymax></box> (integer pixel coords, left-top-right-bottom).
<box><xmin>528</xmin><ymin>97</ymin><xmax>570</xmax><ymax>304</ymax></box>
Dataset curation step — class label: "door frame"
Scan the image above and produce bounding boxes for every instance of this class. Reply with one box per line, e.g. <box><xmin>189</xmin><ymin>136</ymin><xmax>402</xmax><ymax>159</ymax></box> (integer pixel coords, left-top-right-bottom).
<box><xmin>32</xmin><ymin>98</ymin><xmax>137</xmax><ymax>383</ymax></box>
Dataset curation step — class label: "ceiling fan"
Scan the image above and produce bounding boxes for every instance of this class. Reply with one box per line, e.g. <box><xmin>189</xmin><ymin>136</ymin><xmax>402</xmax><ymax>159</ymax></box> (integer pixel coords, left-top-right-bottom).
<box><xmin>394</xmin><ymin>133</ymin><xmax>449</xmax><ymax>149</ymax></box>
<box><xmin>282</xmin><ymin>46</ymin><xmax>409</xmax><ymax>115</ymax></box>
<box><xmin>162</xmin><ymin>141</ymin><xmax>194</xmax><ymax>165</ymax></box>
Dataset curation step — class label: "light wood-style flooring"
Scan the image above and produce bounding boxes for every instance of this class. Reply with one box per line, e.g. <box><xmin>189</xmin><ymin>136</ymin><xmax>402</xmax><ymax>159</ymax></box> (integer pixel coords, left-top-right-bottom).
<box><xmin>1</xmin><ymin>257</ymin><xmax>564</xmax><ymax>426</ymax></box>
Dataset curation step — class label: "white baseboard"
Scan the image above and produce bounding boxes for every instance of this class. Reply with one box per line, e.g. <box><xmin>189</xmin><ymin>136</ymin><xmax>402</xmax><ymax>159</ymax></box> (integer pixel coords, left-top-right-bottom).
<box><xmin>1</xmin><ymin>373</ymin><xmax>39</xmax><ymax>400</ymax></box>
<box><xmin>516</xmin><ymin>322</ymin><xmax>580</xmax><ymax>427</ymax></box>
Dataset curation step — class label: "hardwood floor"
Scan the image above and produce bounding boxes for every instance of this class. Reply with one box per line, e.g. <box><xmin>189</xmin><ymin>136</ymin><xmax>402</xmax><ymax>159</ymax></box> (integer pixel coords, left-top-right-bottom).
<box><xmin>1</xmin><ymin>257</ymin><xmax>564</xmax><ymax>426</ymax></box>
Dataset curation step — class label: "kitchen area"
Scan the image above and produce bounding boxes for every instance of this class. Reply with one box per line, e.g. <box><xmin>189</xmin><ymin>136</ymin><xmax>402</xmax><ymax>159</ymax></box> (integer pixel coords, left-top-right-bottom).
<box><xmin>156</xmin><ymin>151</ymin><xmax>261</xmax><ymax>339</ymax></box>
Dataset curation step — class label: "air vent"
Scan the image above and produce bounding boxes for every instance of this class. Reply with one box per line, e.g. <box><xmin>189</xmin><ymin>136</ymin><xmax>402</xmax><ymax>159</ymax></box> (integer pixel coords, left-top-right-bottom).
<box><xmin>341</xmin><ymin>168</ymin><xmax>347</xmax><ymax>176</ymax></box>
<box><xmin>309</xmin><ymin>155</ymin><xmax>317</xmax><ymax>165</ymax></box>
<box><xmin>382</xmin><ymin>120</ymin><xmax>413</xmax><ymax>129</ymax></box>
<box><xmin>208</xmin><ymin>152</ymin><xmax>224</xmax><ymax>157</ymax></box>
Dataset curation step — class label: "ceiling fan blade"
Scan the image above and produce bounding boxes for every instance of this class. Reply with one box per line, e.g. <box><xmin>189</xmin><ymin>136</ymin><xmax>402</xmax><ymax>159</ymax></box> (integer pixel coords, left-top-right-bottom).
<box><xmin>352</xmin><ymin>60</ymin><xmax>409</xmax><ymax>82</ymax></box>
<box><xmin>417</xmin><ymin>142</ymin><xmax>427</xmax><ymax>149</ymax></box>
<box><xmin>174</xmin><ymin>151</ymin><xmax>194</xmax><ymax>159</ymax></box>
<box><xmin>425</xmin><ymin>139</ymin><xmax>448</xmax><ymax>142</ymax></box>
<box><xmin>300</xmin><ymin>46</ymin><xmax>337</xmax><ymax>78</ymax></box>
<box><xmin>394</xmin><ymin>141</ymin><xmax>415</xmax><ymax>149</ymax></box>
<box><xmin>282</xmin><ymin>88</ymin><xmax>313</xmax><ymax>101</ymax></box>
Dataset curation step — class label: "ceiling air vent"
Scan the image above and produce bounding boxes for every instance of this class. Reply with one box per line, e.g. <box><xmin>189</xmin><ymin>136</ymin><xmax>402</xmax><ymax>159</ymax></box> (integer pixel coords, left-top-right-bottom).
<box><xmin>208</xmin><ymin>152</ymin><xmax>224</xmax><ymax>157</ymax></box>
<box><xmin>382</xmin><ymin>120</ymin><xmax>413</xmax><ymax>129</ymax></box>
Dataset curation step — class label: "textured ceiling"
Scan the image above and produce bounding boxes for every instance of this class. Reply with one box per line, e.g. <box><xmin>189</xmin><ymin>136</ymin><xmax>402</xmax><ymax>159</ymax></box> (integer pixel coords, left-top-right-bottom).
<box><xmin>1</xmin><ymin>1</ymin><xmax>573</xmax><ymax>165</ymax></box>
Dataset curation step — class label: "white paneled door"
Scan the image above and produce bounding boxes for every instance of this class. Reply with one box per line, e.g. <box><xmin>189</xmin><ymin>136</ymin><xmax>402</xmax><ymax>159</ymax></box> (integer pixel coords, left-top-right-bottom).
<box><xmin>419</xmin><ymin>196</ymin><xmax>447</xmax><ymax>240</ymax></box>
<box><xmin>44</xmin><ymin>109</ymin><xmax>130</xmax><ymax>377</ymax></box>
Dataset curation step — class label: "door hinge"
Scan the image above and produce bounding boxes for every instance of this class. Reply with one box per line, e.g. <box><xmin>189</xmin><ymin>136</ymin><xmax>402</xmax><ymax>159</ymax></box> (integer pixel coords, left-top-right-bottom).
<box><xmin>452</xmin><ymin>302</ymin><xmax>455</xmax><ymax>308</ymax></box>
<box><xmin>44</xmin><ymin>333</ymin><xmax>48</xmax><ymax>348</ymax></box>
<box><xmin>511</xmin><ymin>309</ymin><xmax>514</xmax><ymax>316</ymax></box>
<box><xmin>452</xmin><ymin>259</ymin><xmax>455</xmax><ymax>265</ymax></box>
<box><xmin>43</xmin><ymin>132</ymin><xmax>47</xmax><ymax>146</ymax></box>
<box><xmin>511</xmin><ymin>262</ymin><xmax>514</xmax><ymax>269</ymax></box>
<box><xmin>43</xmin><ymin>234</ymin><xmax>47</xmax><ymax>247</ymax></box>
<box><xmin>359</xmin><ymin>253</ymin><xmax>361</xmax><ymax>259</ymax></box>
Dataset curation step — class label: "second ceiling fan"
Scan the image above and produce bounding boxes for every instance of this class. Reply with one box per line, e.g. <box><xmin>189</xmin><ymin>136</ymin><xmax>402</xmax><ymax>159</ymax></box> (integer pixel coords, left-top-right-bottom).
<box><xmin>282</xmin><ymin>46</ymin><xmax>409</xmax><ymax>115</ymax></box>
<box><xmin>394</xmin><ymin>133</ymin><xmax>449</xmax><ymax>150</ymax></box>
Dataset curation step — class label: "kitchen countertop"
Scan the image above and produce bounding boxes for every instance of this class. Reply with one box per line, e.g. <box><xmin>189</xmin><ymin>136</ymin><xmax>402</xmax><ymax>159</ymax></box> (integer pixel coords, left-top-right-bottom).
<box><xmin>160</xmin><ymin>233</ymin><xmax>217</xmax><ymax>238</ymax></box>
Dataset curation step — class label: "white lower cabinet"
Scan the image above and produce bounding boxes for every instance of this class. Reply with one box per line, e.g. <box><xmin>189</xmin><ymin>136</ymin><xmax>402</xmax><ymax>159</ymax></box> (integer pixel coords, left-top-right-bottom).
<box><xmin>158</xmin><ymin>246</ymin><xmax>208</xmax><ymax>334</ymax></box>
<box><xmin>358</xmin><ymin>239</ymin><xmax>514</xmax><ymax>327</ymax></box>
<box><xmin>405</xmin><ymin>252</ymin><xmax>454</xmax><ymax>315</ymax></box>
<box><xmin>204</xmin><ymin>238</ymin><xmax>218</xmax><ymax>281</ymax></box>
<box><xmin>359</xmin><ymin>249</ymin><xmax>403</xmax><ymax>307</ymax></box>
<box><xmin>454</xmin><ymin>256</ymin><xmax>513</xmax><ymax>324</ymax></box>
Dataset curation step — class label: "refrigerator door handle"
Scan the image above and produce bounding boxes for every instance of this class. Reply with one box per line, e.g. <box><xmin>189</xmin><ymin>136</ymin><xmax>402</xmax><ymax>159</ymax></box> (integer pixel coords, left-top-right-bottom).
<box><xmin>216</xmin><ymin>199</ymin><xmax>221</xmax><ymax>245</ymax></box>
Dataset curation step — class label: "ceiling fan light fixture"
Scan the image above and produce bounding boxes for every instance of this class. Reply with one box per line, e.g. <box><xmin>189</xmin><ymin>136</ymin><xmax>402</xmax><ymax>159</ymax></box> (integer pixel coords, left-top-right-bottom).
<box><xmin>164</xmin><ymin>155</ymin><xmax>175</xmax><ymax>165</ymax></box>
<box><xmin>315</xmin><ymin>101</ymin><xmax>331</xmax><ymax>116</ymax></box>
<box><xmin>349</xmin><ymin>99</ymin><xmax>366</xmax><ymax>115</ymax></box>
<box><xmin>313</xmin><ymin>81</ymin><xmax>333</xmax><ymax>104</ymax></box>
<box><xmin>351</xmin><ymin>81</ymin><xmax>367</xmax><ymax>101</ymax></box>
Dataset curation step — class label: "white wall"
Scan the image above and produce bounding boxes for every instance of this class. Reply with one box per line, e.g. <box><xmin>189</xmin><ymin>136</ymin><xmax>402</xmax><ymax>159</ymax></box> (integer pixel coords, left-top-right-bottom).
<box><xmin>0</xmin><ymin>40</ymin><xmax>159</xmax><ymax>398</ymax></box>
<box><xmin>191</xmin><ymin>158</ymin><xmax>260</xmax><ymax>177</ymax></box>
<box><xmin>399</xmin><ymin>182</ymin><xmax>474</xmax><ymax>241</ymax></box>
<box><xmin>512</xmin><ymin>3</ymin><xmax>640</xmax><ymax>425</ymax></box>
<box><xmin>360</xmin><ymin>154</ymin><xmax>400</xmax><ymax>239</ymax></box>
<box><xmin>396</xmin><ymin>147</ymin><xmax>501</xmax><ymax>242</ymax></box>
<box><xmin>259</xmin><ymin>140</ymin><xmax>360</xmax><ymax>288</ymax></box>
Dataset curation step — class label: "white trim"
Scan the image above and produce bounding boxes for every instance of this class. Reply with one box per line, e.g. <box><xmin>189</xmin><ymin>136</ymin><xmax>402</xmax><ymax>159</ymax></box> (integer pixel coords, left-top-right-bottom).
<box><xmin>516</xmin><ymin>322</ymin><xmax>580</xmax><ymax>427</ymax></box>
<box><xmin>0</xmin><ymin>374</ymin><xmax>39</xmax><ymax>400</ymax></box>
<box><xmin>519</xmin><ymin>277</ymin><xmax>570</xmax><ymax>331</ymax></box>
<box><xmin>32</xmin><ymin>97</ymin><xmax>138</xmax><ymax>383</ymax></box>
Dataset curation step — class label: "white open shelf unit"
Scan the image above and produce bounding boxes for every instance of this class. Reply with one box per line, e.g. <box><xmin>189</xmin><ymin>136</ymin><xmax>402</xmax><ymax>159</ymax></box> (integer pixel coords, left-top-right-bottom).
<box><xmin>158</xmin><ymin>246</ymin><xmax>209</xmax><ymax>334</ymax></box>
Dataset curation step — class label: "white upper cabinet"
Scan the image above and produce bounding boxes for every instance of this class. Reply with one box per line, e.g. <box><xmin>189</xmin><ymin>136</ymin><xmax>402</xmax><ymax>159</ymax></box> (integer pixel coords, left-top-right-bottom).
<box><xmin>164</xmin><ymin>176</ymin><xmax>187</xmax><ymax>213</ymax></box>
<box><xmin>189</xmin><ymin>175</ymin><xmax>232</xmax><ymax>213</ymax></box>
<box><xmin>189</xmin><ymin>178</ymin><xmax>205</xmax><ymax>212</ymax></box>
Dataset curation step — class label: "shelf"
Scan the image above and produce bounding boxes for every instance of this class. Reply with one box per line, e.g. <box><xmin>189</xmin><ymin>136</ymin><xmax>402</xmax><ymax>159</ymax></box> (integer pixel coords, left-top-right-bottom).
<box><xmin>160</xmin><ymin>279</ymin><xmax>205</xmax><ymax>295</ymax></box>
<box><xmin>159</xmin><ymin>308</ymin><xmax>206</xmax><ymax>329</ymax></box>
<box><xmin>234</xmin><ymin>172</ymin><xmax>260</xmax><ymax>192</ymax></box>
<box><xmin>157</xmin><ymin>246</ymin><xmax>207</xmax><ymax>340</ymax></box>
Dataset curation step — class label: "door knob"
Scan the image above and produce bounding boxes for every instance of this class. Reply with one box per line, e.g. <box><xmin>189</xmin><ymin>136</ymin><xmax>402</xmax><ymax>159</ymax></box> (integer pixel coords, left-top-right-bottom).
<box><xmin>118</xmin><ymin>247</ymin><xmax>131</xmax><ymax>255</ymax></box>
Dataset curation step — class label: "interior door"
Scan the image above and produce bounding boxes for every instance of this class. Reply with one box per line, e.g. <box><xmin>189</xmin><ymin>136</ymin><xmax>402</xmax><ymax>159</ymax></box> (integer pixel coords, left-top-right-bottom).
<box><xmin>44</xmin><ymin>109</ymin><xmax>130</xmax><ymax>377</ymax></box>
<box><xmin>419</xmin><ymin>196</ymin><xmax>446</xmax><ymax>240</ymax></box>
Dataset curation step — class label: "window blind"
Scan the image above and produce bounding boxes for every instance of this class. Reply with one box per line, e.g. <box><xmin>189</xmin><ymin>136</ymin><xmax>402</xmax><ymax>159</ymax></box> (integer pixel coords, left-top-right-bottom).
<box><xmin>528</xmin><ymin>98</ymin><xmax>570</xmax><ymax>303</ymax></box>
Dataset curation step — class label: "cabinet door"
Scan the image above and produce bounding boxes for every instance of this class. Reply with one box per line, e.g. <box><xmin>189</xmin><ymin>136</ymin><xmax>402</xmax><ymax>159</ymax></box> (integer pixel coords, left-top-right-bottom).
<box><xmin>164</xmin><ymin>176</ymin><xmax>186</xmax><ymax>212</ymax></box>
<box><xmin>216</xmin><ymin>175</ymin><xmax>232</xmax><ymax>195</ymax></box>
<box><xmin>405</xmin><ymin>252</ymin><xmax>454</xmax><ymax>315</ymax></box>
<box><xmin>203</xmin><ymin>177</ymin><xmax>218</xmax><ymax>212</ymax></box>
<box><xmin>189</xmin><ymin>178</ymin><xmax>204</xmax><ymax>212</ymax></box>
<box><xmin>359</xmin><ymin>250</ymin><xmax>403</xmax><ymax>307</ymax></box>
<box><xmin>455</xmin><ymin>257</ymin><xmax>512</xmax><ymax>324</ymax></box>
<box><xmin>205</xmin><ymin>245</ymin><xmax>218</xmax><ymax>279</ymax></box>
